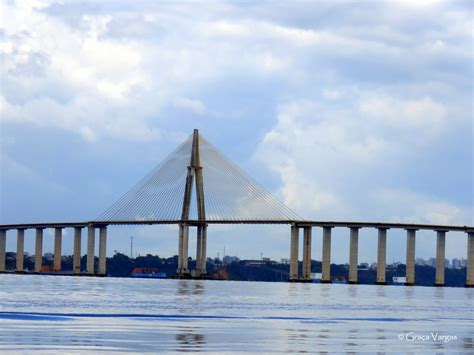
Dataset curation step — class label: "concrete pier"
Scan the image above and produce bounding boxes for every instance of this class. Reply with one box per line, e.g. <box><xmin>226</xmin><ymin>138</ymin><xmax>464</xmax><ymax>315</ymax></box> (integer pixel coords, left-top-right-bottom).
<box><xmin>181</xmin><ymin>224</ymin><xmax>189</xmax><ymax>273</ymax></box>
<box><xmin>87</xmin><ymin>226</ymin><xmax>95</xmax><ymax>274</ymax></box>
<box><xmin>0</xmin><ymin>230</ymin><xmax>5</xmax><ymax>272</ymax></box>
<box><xmin>467</xmin><ymin>232</ymin><xmax>474</xmax><ymax>288</ymax></box>
<box><xmin>196</xmin><ymin>225</ymin><xmax>203</xmax><ymax>274</ymax></box>
<box><xmin>321</xmin><ymin>227</ymin><xmax>332</xmax><ymax>283</ymax></box>
<box><xmin>16</xmin><ymin>229</ymin><xmax>25</xmax><ymax>272</ymax></box>
<box><xmin>405</xmin><ymin>229</ymin><xmax>416</xmax><ymax>286</ymax></box>
<box><xmin>435</xmin><ymin>231</ymin><xmax>446</xmax><ymax>286</ymax></box>
<box><xmin>376</xmin><ymin>228</ymin><xmax>388</xmax><ymax>285</ymax></box>
<box><xmin>348</xmin><ymin>227</ymin><xmax>359</xmax><ymax>284</ymax></box>
<box><xmin>99</xmin><ymin>226</ymin><xmax>107</xmax><ymax>275</ymax></box>
<box><xmin>302</xmin><ymin>227</ymin><xmax>312</xmax><ymax>281</ymax></box>
<box><xmin>289</xmin><ymin>225</ymin><xmax>299</xmax><ymax>281</ymax></box>
<box><xmin>200</xmin><ymin>225</ymin><xmax>207</xmax><ymax>274</ymax></box>
<box><xmin>35</xmin><ymin>228</ymin><xmax>43</xmax><ymax>272</ymax></box>
<box><xmin>54</xmin><ymin>227</ymin><xmax>62</xmax><ymax>271</ymax></box>
<box><xmin>177</xmin><ymin>224</ymin><xmax>184</xmax><ymax>272</ymax></box>
<box><xmin>73</xmin><ymin>227</ymin><xmax>82</xmax><ymax>274</ymax></box>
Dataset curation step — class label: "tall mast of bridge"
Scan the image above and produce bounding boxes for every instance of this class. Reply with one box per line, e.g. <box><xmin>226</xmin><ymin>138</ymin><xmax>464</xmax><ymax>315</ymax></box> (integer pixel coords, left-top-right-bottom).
<box><xmin>177</xmin><ymin>129</ymin><xmax>207</xmax><ymax>277</ymax></box>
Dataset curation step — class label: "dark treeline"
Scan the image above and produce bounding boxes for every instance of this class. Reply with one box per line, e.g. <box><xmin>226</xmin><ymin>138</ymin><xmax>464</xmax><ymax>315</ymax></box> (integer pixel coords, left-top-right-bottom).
<box><xmin>4</xmin><ymin>252</ymin><xmax>467</xmax><ymax>287</ymax></box>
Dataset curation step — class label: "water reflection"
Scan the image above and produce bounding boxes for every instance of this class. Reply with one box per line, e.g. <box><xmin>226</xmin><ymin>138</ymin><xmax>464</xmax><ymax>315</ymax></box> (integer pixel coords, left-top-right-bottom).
<box><xmin>175</xmin><ymin>327</ymin><xmax>205</xmax><ymax>352</ymax></box>
<box><xmin>177</xmin><ymin>280</ymin><xmax>205</xmax><ymax>296</ymax></box>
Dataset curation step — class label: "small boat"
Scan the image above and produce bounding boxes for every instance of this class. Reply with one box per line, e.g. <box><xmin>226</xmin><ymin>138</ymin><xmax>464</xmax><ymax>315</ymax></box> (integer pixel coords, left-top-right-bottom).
<box><xmin>392</xmin><ymin>276</ymin><xmax>406</xmax><ymax>285</ymax></box>
<box><xmin>131</xmin><ymin>268</ymin><xmax>166</xmax><ymax>278</ymax></box>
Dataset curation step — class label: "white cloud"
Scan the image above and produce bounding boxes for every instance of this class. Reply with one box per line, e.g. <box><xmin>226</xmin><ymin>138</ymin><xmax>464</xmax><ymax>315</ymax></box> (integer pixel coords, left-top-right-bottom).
<box><xmin>256</xmin><ymin>92</ymin><xmax>471</xmax><ymax>225</ymax></box>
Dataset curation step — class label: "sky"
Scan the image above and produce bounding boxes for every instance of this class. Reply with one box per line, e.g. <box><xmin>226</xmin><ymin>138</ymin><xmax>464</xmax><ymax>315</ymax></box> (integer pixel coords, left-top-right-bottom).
<box><xmin>0</xmin><ymin>0</ymin><xmax>472</xmax><ymax>264</ymax></box>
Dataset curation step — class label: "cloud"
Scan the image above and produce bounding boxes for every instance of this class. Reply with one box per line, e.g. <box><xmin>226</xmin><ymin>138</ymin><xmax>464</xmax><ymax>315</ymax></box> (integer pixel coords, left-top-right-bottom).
<box><xmin>1</xmin><ymin>0</ymin><xmax>471</xmax><ymax>261</ymax></box>
<box><xmin>256</xmin><ymin>91</ymin><xmax>472</xmax><ymax>225</ymax></box>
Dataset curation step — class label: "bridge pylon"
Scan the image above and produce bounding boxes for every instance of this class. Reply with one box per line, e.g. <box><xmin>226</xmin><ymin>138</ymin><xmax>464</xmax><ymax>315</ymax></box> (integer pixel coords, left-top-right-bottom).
<box><xmin>176</xmin><ymin>129</ymin><xmax>208</xmax><ymax>278</ymax></box>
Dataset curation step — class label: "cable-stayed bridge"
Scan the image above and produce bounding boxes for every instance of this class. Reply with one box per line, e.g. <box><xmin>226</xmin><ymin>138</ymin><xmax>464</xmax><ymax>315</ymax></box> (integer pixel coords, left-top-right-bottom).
<box><xmin>0</xmin><ymin>130</ymin><xmax>473</xmax><ymax>287</ymax></box>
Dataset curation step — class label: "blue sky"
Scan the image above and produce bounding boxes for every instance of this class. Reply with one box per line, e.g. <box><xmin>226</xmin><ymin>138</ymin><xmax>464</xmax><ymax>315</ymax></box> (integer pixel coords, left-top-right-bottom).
<box><xmin>0</xmin><ymin>0</ymin><xmax>472</xmax><ymax>263</ymax></box>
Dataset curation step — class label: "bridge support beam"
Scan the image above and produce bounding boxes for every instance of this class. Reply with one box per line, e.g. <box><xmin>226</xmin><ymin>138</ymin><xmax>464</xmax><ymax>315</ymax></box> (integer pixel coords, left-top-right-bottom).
<box><xmin>99</xmin><ymin>226</ymin><xmax>107</xmax><ymax>275</ymax></box>
<box><xmin>200</xmin><ymin>225</ymin><xmax>207</xmax><ymax>274</ymax></box>
<box><xmin>16</xmin><ymin>229</ymin><xmax>25</xmax><ymax>272</ymax></box>
<box><xmin>0</xmin><ymin>230</ymin><xmax>5</xmax><ymax>272</ymax></box>
<box><xmin>321</xmin><ymin>227</ymin><xmax>333</xmax><ymax>283</ymax></box>
<box><xmin>435</xmin><ymin>231</ymin><xmax>446</xmax><ymax>286</ymax></box>
<box><xmin>35</xmin><ymin>228</ymin><xmax>43</xmax><ymax>272</ymax></box>
<box><xmin>302</xmin><ymin>227</ymin><xmax>312</xmax><ymax>281</ymax></box>
<box><xmin>348</xmin><ymin>227</ymin><xmax>359</xmax><ymax>284</ymax></box>
<box><xmin>405</xmin><ymin>229</ymin><xmax>416</xmax><ymax>286</ymax></box>
<box><xmin>196</xmin><ymin>225</ymin><xmax>203</xmax><ymax>274</ymax></box>
<box><xmin>467</xmin><ymin>232</ymin><xmax>474</xmax><ymax>288</ymax></box>
<box><xmin>289</xmin><ymin>225</ymin><xmax>299</xmax><ymax>281</ymax></box>
<box><xmin>73</xmin><ymin>227</ymin><xmax>82</xmax><ymax>274</ymax></box>
<box><xmin>177</xmin><ymin>223</ymin><xmax>189</xmax><ymax>275</ymax></box>
<box><xmin>87</xmin><ymin>226</ymin><xmax>95</xmax><ymax>274</ymax></box>
<box><xmin>54</xmin><ymin>227</ymin><xmax>62</xmax><ymax>271</ymax></box>
<box><xmin>376</xmin><ymin>228</ymin><xmax>388</xmax><ymax>285</ymax></box>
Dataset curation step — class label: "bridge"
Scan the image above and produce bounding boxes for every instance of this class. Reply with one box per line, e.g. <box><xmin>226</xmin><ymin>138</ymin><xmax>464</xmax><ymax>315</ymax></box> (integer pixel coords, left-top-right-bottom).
<box><xmin>0</xmin><ymin>129</ymin><xmax>473</xmax><ymax>287</ymax></box>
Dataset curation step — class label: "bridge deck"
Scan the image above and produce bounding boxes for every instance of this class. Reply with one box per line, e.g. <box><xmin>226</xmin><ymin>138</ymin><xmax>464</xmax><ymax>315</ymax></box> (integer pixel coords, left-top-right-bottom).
<box><xmin>0</xmin><ymin>220</ymin><xmax>472</xmax><ymax>232</ymax></box>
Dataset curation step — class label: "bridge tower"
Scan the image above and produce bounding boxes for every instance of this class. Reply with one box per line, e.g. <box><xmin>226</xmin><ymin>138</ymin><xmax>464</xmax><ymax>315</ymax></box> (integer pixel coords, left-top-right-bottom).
<box><xmin>177</xmin><ymin>129</ymin><xmax>207</xmax><ymax>277</ymax></box>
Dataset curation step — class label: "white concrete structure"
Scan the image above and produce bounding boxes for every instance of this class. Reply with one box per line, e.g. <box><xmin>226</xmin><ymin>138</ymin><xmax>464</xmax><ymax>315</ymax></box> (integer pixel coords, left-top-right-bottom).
<box><xmin>376</xmin><ymin>228</ymin><xmax>388</xmax><ymax>284</ymax></box>
<box><xmin>35</xmin><ymin>228</ymin><xmax>43</xmax><ymax>272</ymax></box>
<box><xmin>73</xmin><ymin>227</ymin><xmax>82</xmax><ymax>274</ymax></box>
<box><xmin>321</xmin><ymin>227</ymin><xmax>332</xmax><ymax>283</ymax></box>
<box><xmin>54</xmin><ymin>227</ymin><xmax>62</xmax><ymax>271</ymax></box>
<box><xmin>405</xmin><ymin>229</ymin><xmax>417</xmax><ymax>285</ymax></box>
<box><xmin>435</xmin><ymin>231</ymin><xmax>446</xmax><ymax>286</ymax></box>
<box><xmin>302</xmin><ymin>227</ymin><xmax>312</xmax><ymax>281</ymax></box>
<box><xmin>16</xmin><ymin>229</ymin><xmax>25</xmax><ymax>272</ymax></box>
<box><xmin>99</xmin><ymin>226</ymin><xmax>107</xmax><ymax>275</ymax></box>
<box><xmin>289</xmin><ymin>225</ymin><xmax>299</xmax><ymax>281</ymax></box>
<box><xmin>348</xmin><ymin>227</ymin><xmax>359</xmax><ymax>284</ymax></box>
<box><xmin>87</xmin><ymin>226</ymin><xmax>95</xmax><ymax>274</ymax></box>
<box><xmin>0</xmin><ymin>230</ymin><xmax>5</xmax><ymax>272</ymax></box>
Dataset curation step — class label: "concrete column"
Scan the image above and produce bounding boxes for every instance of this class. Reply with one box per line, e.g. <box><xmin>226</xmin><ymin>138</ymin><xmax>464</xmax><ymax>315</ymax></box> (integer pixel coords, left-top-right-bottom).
<box><xmin>177</xmin><ymin>224</ymin><xmax>184</xmax><ymax>272</ymax></box>
<box><xmin>73</xmin><ymin>227</ymin><xmax>82</xmax><ymax>274</ymax></box>
<box><xmin>0</xmin><ymin>230</ymin><xmax>5</xmax><ymax>272</ymax></box>
<box><xmin>182</xmin><ymin>224</ymin><xmax>189</xmax><ymax>273</ymax></box>
<box><xmin>99</xmin><ymin>226</ymin><xmax>107</xmax><ymax>275</ymax></box>
<box><xmin>54</xmin><ymin>227</ymin><xmax>62</xmax><ymax>271</ymax></box>
<box><xmin>87</xmin><ymin>226</ymin><xmax>95</xmax><ymax>274</ymax></box>
<box><xmin>289</xmin><ymin>225</ymin><xmax>299</xmax><ymax>281</ymax></box>
<box><xmin>467</xmin><ymin>232</ymin><xmax>474</xmax><ymax>288</ymax></box>
<box><xmin>435</xmin><ymin>231</ymin><xmax>446</xmax><ymax>286</ymax></box>
<box><xmin>196</xmin><ymin>225</ymin><xmax>203</xmax><ymax>274</ymax></box>
<box><xmin>200</xmin><ymin>225</ymin><xmax>207</xmax><ymax>274</ymax></box>
<box><xmin>321</xmin><ymin>227</ymin><xmax>332</xmax><ymax>283</ymax></box>
<box><xmin>348</xmin><ymin>227</ymin><xmax>359</xmax><ymax>284</ymax></box>
<box><xmin>302</xmin><ymin>227</ymin><xmax>312</xmax><ymax>281</ymax></box>
<box><xmin>35</xmin><ymin>228</ymin><xmax>43</xmax><ymax>272</ymax></box>
<box><xmin>376</xmin><ymin>228</ymin><xmax>388</xmax><ymax>285</ymax></box>
<box><xmin>16</xmin><ymin>229</ymin><xmax>25</xmax><ymax>272</ymax></box>
<box><xmin>405</xmin><ymin>229</ymin><xmax>416</xmax><ymax>286</ymax></box>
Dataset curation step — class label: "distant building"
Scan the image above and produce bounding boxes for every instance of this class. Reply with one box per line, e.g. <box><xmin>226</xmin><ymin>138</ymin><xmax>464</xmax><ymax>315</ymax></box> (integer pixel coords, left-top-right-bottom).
<box><xmin>280</xmin><ymin>258</ymin><xmax>290</xmax><ymax>264</ymax></box>
<box><xmin>223</xmin><ymin>255</ymin><xmax>239</xmax><ymax>264</ymax></box>
<box><xmin>444</xmin><ymin>258</ymin><xmax>450</xmax><ymax>268</ymax></box>
<box><xmin>461</xmin><ymin>258</ymin><xmax>467</xmax><ymax>268</ymax></box>
<box><xmin>416</xmin><ymin>258</ymin><xmax>426</xmax><ymax>266</ymax></box>
<box><xmin>428</xmin><ymin>258</ymin><xmax>436</xmax><ymax>268</ymax></box>
<box><xmin>452</xmin><ymin>258</ymin><xmax>462</xmax><ymax>269</ymax></box>
<box><xmin>243</xmin><ymin>260</ymin><xmax>265</xmax><ymax>267</ymax></box>
<box><xmin>358</xmin><ymin>263</ymin><xmax>369</xmax><ymax>271</ymax></box>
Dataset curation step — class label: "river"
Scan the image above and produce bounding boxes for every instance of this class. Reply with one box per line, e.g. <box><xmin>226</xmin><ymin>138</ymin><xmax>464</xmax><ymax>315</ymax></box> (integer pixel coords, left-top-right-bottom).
<box><xmin>0</xmin><ymin>275</ymin><xmax>472</xmax><ymax>352</ymax></box>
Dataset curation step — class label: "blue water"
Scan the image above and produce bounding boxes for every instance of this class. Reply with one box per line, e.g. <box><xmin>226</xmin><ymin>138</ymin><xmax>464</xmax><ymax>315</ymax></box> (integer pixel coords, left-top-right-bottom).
<box><xmin>0</xmin><ymin>275</ymin><xmax>472</xmax><ymax>352</ymax></box>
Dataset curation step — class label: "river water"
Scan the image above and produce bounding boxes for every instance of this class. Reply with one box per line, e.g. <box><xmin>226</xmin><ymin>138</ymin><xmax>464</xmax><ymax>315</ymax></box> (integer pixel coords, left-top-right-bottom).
<box><xmin>0</xmin><ymin>274</ymin><xmax>472</xmax><ymax>353</ymax></box>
